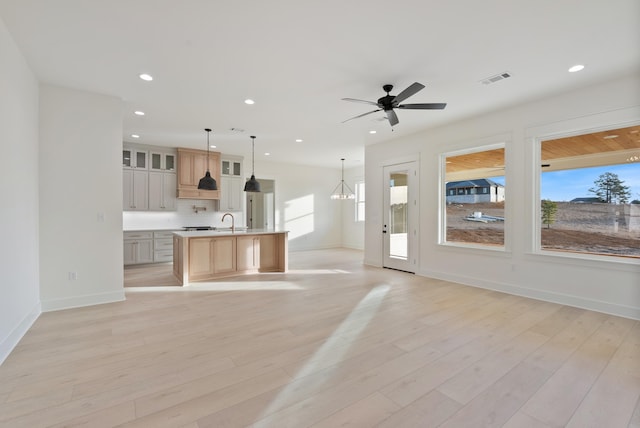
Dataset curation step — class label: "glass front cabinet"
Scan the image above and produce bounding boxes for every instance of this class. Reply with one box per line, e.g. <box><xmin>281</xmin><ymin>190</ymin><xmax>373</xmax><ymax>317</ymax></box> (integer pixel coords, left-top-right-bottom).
<box><xmin>150</xmin><ymin>151</ymin><xmax>176</xmax><ymax>171</ymax></box>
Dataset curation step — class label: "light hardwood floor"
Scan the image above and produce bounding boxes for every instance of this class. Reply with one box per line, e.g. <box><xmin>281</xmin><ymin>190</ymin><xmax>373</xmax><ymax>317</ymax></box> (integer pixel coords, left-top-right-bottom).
<box><xmin>1</xmin><ymin>248</ymin><xmax>639</xmax><ymax>427</ymax></box>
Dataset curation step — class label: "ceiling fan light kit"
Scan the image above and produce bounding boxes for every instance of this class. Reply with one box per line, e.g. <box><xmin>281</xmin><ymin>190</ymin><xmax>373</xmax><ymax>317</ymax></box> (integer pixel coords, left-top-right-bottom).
<box><xmin>342</xmin><ymin>82</ymin><xmax>446</xmax><ymax>127</ymax></box>
<box><xmin>197</xmin><ymin>128</ymin><xmax>218</xmax><ymax>190</ymax></box>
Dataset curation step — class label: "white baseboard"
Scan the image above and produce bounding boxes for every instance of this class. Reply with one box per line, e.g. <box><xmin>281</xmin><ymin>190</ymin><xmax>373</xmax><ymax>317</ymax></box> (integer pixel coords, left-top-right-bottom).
<box><xmin>288</xmin><ymin>243</ymin><xmax>343</xmax><ymax>252</ymax></box>
<box><xmin>0</xmin><ymin>302</ymin><xmax>41</xmax><ymax>366</ymax></box>
<box><xmin>342</xmin><ymin>243</ymin><xmax>365</xmax><ymax>251</ymax></box>
<box><xmin>363</xmin><ymin>257</ymin><xmax>382</xmax><ymax>268</ymax></box>
<box><xmin>41</xmin><ymin>290</ymin><xmax>125</xmax><ymax>312</ymax></box>
<box><xmin>418</xmin><ymin>268</ymin><xmax>640</xmax><ymax>320</ymax></box>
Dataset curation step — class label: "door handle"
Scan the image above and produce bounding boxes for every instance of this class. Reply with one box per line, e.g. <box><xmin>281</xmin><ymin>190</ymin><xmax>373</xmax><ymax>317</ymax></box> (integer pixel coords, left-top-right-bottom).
<box><xmin>382</xmin><ymin>224</ymin><xmax>387</xmax><ymax>234</ymax></box>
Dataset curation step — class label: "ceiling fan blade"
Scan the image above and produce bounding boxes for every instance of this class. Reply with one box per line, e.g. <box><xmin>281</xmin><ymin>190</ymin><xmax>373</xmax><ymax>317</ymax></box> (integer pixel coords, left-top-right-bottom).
<box><xmin>341</xmin><ymin>98</ymin><xmax>379</xmax><ymax>107</ymax></box>
<box><xmin>397</xmin><ymin>103</ymin><xmax>447</xmax><ymax>110</ymax></box>
<box><xmin>386</xmin><ymin>109</ymin><xmax>399</xmax><ymax>126</ymax></box>
<box><xmin>392</xmin><ymin>82</ymin><xmax>425</xmax><ymax>104</ymax></box>
<box><xmin>342</xmin><ymin>109</ymin><xmax>381</xmax><ymax>123</ymax></box>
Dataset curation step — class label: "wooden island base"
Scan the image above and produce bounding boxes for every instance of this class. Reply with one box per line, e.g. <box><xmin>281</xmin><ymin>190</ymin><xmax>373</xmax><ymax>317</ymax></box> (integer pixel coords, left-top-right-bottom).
<box><xmin>172</xmin><ymin>230</ymin><xmax>288</xmax><ymax>285</ymax></box>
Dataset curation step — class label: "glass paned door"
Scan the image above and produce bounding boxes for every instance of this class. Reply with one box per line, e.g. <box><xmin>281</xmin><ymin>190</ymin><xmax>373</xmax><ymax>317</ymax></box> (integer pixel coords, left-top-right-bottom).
<box><xmin>383</xmin><ymin>161</ymin><xmax>418</xmax><ymax>272</ymax></box>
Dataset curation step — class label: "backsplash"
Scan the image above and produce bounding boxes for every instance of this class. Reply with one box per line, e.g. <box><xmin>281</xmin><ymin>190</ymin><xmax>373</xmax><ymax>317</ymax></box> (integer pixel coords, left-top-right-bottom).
<box><xmin>123</xmin><ymin>199</ymin><xmax>243</xmax><ymax>230</ymax></box>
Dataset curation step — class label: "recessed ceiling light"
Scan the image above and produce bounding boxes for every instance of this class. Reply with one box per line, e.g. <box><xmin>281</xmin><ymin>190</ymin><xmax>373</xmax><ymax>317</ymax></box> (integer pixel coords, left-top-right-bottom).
<box><xmin>134</xmin><ymin>110</ymin><xmax>145</xmax><ymax>116</ymax></box>
<box><xmin>244</xmin><ymin>99</ymin><xmax>255</xmax><ymax>105</ymax></box>
<box><xmin>295</xmin><ymin>139</ymin><xmax>303</xmax><ymax>143</ymax></box>
<box><xmin>603</xmin><ymin>135</ymin><xmax>619</xmax><ymax>139</ymax></box>
<box><xmin>264</xmin><ymin>152</ymin><xmax>270</xmax><ymax>156</ymax></box>
<box><xmin>210</xmin><ymin>145</ymin><xmax>217</xmax><ymax>149</ymax></box>
<box><xmin>131</xmin><ymin>134</ymin><xmax>140</xmax><ymax>139</ymax></box>
<box><xmin>568</xmin><ymin>64</ymin><xmax>585</xmax><ymax>73</ymax></box>
<box><xmin>139</xmin><ymin>73</ymin><xmax>153</xmax><ymax>81</ymax></box>
<box><xmin>369</xmin><ymin>130</ymin><xmax>377</xmax><ymax>134</ymax></box>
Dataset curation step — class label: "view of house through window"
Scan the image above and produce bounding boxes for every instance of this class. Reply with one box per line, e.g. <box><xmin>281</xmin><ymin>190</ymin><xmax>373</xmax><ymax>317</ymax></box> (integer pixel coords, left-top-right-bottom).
<box><xmin>539</xmin><ymin>125</ymin><xmax>640</xmax><ymax>258</ymax></box>
<box><xmin>442</xmin><ymin>145</ymin><xmax>505</xmax><ymax>247</ymax></box>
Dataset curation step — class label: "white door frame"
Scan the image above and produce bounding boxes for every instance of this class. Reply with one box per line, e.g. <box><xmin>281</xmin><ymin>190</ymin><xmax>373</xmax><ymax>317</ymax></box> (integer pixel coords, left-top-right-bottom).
<box><xmin>382</xmin><ymin>159</ymin><xmax>419</xmax><ymax>273</ymax></box>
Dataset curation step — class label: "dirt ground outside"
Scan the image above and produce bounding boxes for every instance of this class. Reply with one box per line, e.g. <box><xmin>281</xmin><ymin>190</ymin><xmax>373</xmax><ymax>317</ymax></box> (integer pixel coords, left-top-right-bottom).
<box><xmin>446</xmin><ymin>202</ymin><xmax>640</xmax><ymax>258</ymax></box>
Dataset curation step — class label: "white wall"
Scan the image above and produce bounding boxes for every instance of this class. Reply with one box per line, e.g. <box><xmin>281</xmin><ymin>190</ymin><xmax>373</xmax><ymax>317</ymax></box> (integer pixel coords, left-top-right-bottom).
<box><xmin>255</xmin><ymin>160</ymin><xmax>342</xmax><ymax>251</ymax></box>
<box><xmin>365</xmin><ymin>74</ymin><xmax>640</xmax><ymax>320</ymax></box>
<box><xmin>123</xmin><ymin>198</ymin><xmax>244</xmax><ymax>231</ymax></box>
<box><xmin>0</xmin><ymin>17</ymin><xmax>41</xmax><ymax>364</ymax></box>
<box><xmin>39</xmin><ymin>85</ymin><xmax>125</xmax><ymax>311</ymax></box>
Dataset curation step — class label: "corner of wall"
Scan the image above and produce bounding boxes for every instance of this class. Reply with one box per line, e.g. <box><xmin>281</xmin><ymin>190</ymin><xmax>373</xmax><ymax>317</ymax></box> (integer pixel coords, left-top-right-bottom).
<box><xmin>0</xmin><ymin>302</ymin><xmax>41</xmax><ymax>366</ymax></box>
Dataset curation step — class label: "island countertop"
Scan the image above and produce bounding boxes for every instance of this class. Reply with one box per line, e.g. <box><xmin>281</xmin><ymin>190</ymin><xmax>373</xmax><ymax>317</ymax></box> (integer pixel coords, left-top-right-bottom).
<box><xmin>172</xmin><ymin>229</ymin><xmax>287</xmax><ymax>238</ymax></box>
<box><xmin>172</xmin><ymin>230</ymin><xmax>288</xmax><ymax>285</ymax></box>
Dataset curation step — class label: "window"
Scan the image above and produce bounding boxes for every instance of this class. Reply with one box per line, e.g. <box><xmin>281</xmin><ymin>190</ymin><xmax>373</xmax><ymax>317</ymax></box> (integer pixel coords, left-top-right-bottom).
<box><xmin>539</xmin><ymin>125</ymin><xmax>640</xmax><ymax>259</ymax></box>
<box><xmin>442</xmin><ymin>145</ymin><xmax>506</xmax><ymax>248</ymax></box>
<box><xmin>355</xmin><ymin>181</ymin><xmax>365</xmax><ymax>222</ymax></box>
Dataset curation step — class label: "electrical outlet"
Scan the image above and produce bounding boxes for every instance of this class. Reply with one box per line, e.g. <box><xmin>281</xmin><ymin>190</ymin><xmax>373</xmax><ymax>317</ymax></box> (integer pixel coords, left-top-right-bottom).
<box><xmin>68</xmin><ymin>272</ymin><xmax>78</xmax><ymax>280</ymax></box>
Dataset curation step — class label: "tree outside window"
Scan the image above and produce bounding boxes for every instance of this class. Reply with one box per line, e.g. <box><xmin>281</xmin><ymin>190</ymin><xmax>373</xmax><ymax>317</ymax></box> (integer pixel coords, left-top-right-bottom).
<box><xmin>539</xmin><ymin>125</ymin><xmax>640</xmax><ymax>258</ymax></box>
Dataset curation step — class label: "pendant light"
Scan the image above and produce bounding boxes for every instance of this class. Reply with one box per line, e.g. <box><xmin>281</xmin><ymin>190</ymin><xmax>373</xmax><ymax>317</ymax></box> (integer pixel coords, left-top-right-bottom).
<box><xmin>244</xmin><ymin>135</ymin><xmax>261</xmax><ymax>192</ymax></box>
<box><xmin>198</xmin><ymin>128</ymin><xmax>217</xmax><ymax>190</ymax></box>
<box><xmin>331</xmin><ymin>158</ymin><xmax>355</xmax><ymax>200</ymax></box>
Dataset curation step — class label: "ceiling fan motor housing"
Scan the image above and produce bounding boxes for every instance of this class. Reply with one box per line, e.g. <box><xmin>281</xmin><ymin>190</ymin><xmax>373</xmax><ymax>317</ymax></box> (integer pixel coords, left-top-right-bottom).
<box><xmin>378</xmin><ymin>96</ymin><xmax>397</xmax><ymax>110</ymax></box>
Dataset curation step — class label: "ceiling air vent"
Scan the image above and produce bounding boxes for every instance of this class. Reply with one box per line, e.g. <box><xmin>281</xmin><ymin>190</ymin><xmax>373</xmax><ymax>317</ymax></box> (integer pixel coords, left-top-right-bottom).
<box><xmin>481</xmin><ymin>72</ymin><xmax>512</xmax><ymax>85</ymax></box>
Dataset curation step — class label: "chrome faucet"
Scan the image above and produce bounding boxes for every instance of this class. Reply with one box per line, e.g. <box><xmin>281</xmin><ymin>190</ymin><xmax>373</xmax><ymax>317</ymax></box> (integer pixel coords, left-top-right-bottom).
<box><xmin>222</xmin><ymin>212</ymin><xmax>235</xmax><ymax>233</ymax></box>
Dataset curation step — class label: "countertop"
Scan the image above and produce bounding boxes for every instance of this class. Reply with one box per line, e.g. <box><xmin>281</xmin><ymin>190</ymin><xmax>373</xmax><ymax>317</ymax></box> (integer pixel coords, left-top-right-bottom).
<box><xmin>123</xmin><ymin>228</ymin><xmax>179</xmax><ymax>232</ymax></box>
<box><xmin>172</xmin><ymin>229</ymin><xmax>288</xmax><ymax>238</ymax></box>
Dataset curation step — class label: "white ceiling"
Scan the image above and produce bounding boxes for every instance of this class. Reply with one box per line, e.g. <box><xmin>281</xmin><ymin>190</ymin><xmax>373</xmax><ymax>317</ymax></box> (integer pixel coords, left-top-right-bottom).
<box><xmin>1</xmin><ymin>0</ymin><xmax>639</xmax><ymax>169</ymax></box>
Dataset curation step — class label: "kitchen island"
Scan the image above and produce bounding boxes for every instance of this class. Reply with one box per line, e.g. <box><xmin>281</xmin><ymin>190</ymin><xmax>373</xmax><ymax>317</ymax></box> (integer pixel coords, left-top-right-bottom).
<box><xmin>172</xmin><ymin>229</ymin><xmax>288</xmax><ymax>285</ymax></box>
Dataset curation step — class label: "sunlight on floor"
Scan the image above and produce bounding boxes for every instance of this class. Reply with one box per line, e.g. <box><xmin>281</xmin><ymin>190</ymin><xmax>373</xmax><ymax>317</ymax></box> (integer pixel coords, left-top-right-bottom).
<box><xmin>252</xmin><ymin>283</ymin><xmax>390</xmax><ymax>425</ymax></box>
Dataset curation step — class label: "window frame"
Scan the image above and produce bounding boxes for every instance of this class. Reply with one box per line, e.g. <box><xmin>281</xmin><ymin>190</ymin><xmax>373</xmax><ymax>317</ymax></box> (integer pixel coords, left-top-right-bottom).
<box><xmin>439</xmin><ymin>142</ymin><xmax>507</xmax><ymax>252</ymax></box>
<box><xmin>533</xmin><ymin>123</ymin><xmax>640</xmax><ymax>262</ymax></box>
<box><xmin>354</xmin><ymin>180</ymin><xmax>365</xmax><ymax>222</ymax></box>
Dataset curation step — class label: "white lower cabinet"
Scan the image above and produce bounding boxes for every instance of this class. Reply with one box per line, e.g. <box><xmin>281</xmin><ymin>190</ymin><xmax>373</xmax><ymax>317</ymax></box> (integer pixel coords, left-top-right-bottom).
<box><xmin>123</xmin><ymin>231</ymin><xmax>154</xmax><ymax>265</ymax></box>
<box><xmin>153</xmin><ymin>231</ymin><xmax>175</xmax><ymax>262</ymax></box>
<box><xmin>124</xmin><ymin>230</ymin><xmax>177</xmax><ymax>265</ymax></box>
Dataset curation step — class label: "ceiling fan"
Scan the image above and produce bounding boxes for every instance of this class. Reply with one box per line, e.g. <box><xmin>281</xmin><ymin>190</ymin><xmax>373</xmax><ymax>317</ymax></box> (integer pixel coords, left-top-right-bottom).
<box><xmin>342</xmin><ymin>82</ymin><xmax>446</xmax><ymax>127</ymax></box>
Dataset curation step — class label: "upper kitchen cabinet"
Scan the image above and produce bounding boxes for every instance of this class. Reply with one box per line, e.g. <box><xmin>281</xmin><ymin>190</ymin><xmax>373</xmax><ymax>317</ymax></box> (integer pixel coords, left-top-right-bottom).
<box><xmin>222</xmin><ymin>159</ymin><xmax>242</xmax><ymax>177</ymax></box>
<box><xmin>123</xmin><ymin>169</ymin><xmax>149</xmax><ymax>211</ymax></box>
<box><xmin>122</xmin><ymin>147</ymin><xmax>148</xmax><ymax>169</ymax></box>
<box><xmin>177</xmin><ymin>148</ymin><xmax>221</xmax><ymax>199</ymax></box>
<box><xmin>150</xmin><ymin>151</ymin><xmax>176</xmax><ymax>172</ymax></box>
<box><xmin>149</xmin><ymin>171</ymin><xmax>177</xmax><ymax>211</ymax></box>
<box><xmin>123</xmin><ymin>144</ymin><xmax>177</xmax><ymax>211</ymax></box>
<box><xmin>219</xmin><ymin>155</ymin><xmax>244</xmax><ymax>211</ymax></box>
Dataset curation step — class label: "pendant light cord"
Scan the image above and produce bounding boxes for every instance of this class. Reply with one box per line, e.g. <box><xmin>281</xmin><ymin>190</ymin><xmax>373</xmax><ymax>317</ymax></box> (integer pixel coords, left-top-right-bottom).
<box><xmin>341</xmin><ymin>158</ymin><xmax>345</xmax><ymax>194</ymax></box>
<box><xmin>330</xmin><ymin>158</ymin><xmax>355</xmax><ymax>199</ymax></box>
<box><xmin>252</xmin><ymin>136</ymin><xmax>256</xmax><ymax>175</ymax></box>
<box><xmin>205</xmin><ymin>128</ymin><xmax>211</xmax><ymax>172</ymax></box>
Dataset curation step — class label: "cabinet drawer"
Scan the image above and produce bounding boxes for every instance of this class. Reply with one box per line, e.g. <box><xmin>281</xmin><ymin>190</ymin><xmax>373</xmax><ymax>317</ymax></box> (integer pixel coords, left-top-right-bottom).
<box><xmin>154</xmin><ymin>238</ymin><xmax>173</xmax><ymax>250</ymax></box>
<box><xmin>154</xmin><ymin>231</ymin><xmax>176</xmax><ymax>239</ymax></box>
<box><xmin>154</xmin><ymin>249</ymin><xmax>173</xmax><ymax>262</ymax></box>
<box><xmin>124</xmin><ymin>231</ymin><xmax>153</xmax><ymax>240</ymax></box>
